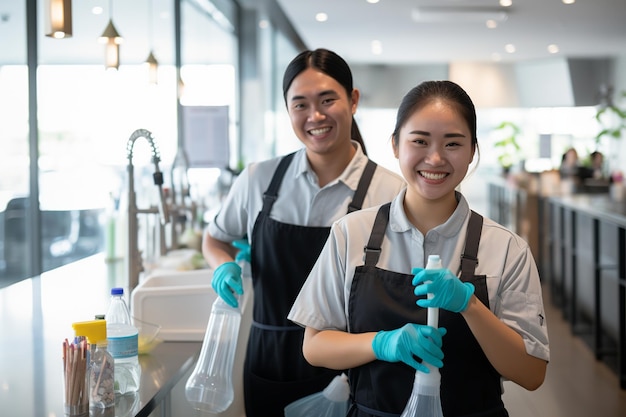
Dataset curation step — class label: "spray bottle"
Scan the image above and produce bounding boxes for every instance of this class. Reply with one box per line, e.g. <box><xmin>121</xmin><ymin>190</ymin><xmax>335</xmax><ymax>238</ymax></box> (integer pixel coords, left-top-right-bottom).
<box><xmin>400</xmin><ymin>254</ymin><xmax>444</xmax><ymax>417</ymax></box>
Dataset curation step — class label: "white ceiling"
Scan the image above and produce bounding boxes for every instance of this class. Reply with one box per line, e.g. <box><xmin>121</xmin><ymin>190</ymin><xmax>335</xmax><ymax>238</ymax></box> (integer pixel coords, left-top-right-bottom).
<box><xmin>0</xmin><ymin>0</ymin><xmax>624</xmax><ymax>67</ymax></box>
<box><xmin>276</xmin><ymin>0</ymin><xmax>626</xmax><ymax>65</ymax></box>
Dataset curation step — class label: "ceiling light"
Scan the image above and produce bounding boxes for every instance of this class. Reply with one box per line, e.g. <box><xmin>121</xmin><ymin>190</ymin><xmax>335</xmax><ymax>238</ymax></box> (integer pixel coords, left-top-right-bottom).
<box><xmin>505</xmin><ymin>44</ymin><xmax>516</xmax><ymax>53</ymax></box>
<box><xmin>562</xmin><ymin>0</ymin><xmax>575</xmax><ymax>4</ymax></box>
<box><xmin>145</xmin><ymin>0</ymin><xmax>158</xmax><ymax>85</ymax></box>
<box><xmin>315</xmin><ymin>13</ymin><xmax>328</xmax><ymax>22</ymax></box>
<box><xmin>486</xmin><ymin>19</ymin><xmax>498</xmax><ymax>29</ymax></box>
<box><xmin>371</xmin><ymin>40</ymin><xmax>382</xmax><ymax>55</ymax></box>
<box><xmin>99</xmin><ymin>19</ymin><xmax>123</xmax><ymax>70</ymax></box>
<box><xmin>366</xmin><ymin>0</ymin><xmax>380</xmax><ymax>4</ymax></box>
<box><xmin>45</xmin><ymin>0</ymin><xmax>72</xmax><ymax>39</ymax></box>
<box><xmin>145</xmin><ymin>51</ymin><xmax>159</xmax><ymax>84</ymax></box>
<box><xmin>500</xmin><ymin>0</ymin><xmax>513</xmax><ymax>7</ymax></box>
<box><xmin>411</xmin><ymin>7</ymin><xmax>508</xmax><ymax>23</ymax></box>
<box><xmin>98</xmin><ymin>0</ymin><xmax>123</xmax><ymax>70</ymax></box>
<box><xmin>547</xmin><ymin>44</ymin><xmax>559</xmax><ymax>54</ymax></box>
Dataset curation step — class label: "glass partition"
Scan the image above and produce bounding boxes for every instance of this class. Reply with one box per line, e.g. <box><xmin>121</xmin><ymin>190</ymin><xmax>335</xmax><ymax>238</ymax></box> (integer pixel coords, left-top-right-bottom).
<box><xmin>0</xmin><ymin>0</ymin><xmax>240</xmax><ymax>287</ymax></box>
<box><xmin>0</xmin><ymin>0</ymin><xmax>30</xmax><ymax>286</ymax></box>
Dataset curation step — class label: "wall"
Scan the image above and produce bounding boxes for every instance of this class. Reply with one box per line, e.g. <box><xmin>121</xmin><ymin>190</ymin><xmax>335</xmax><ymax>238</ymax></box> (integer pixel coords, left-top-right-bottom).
<box><xmin>449</xmin><ymin>62</ymin><xmax>519</xmax><ymax>108</ymax></box>
<box><xmin>351</xmin><ymin>64</ymin><xmax>449</xmax><ymax>109</ymax></box>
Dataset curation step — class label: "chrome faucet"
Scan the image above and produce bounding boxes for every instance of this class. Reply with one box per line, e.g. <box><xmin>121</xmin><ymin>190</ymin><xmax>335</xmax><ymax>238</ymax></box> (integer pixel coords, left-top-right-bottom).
<box><xmin>126</xmin><ymin>129</ymin><xmax>170</xmax><ymax>292</ymax></box>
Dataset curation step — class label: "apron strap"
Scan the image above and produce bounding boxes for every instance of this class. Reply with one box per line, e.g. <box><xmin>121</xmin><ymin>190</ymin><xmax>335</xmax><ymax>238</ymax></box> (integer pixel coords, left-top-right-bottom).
<box><xmin>362</xmin><ymin>206</ymin><xmax>484</xmax><ymax>274</ymax></box>
<box><xmin>251</xmin><ymin>320</ymin><xmax>302</xmax><ymax>331</ymax></box>
<box><xmin>460</xmin><ymin>210</ymin><xmax>483</xmax><ymax>280</ymax></box>
<box><xmin>363</xmin><ymin>203</ymin><xmax>391</xmax><ymax>265</ymax></box>
<box><xmin>348</xmin><ymin>159</ymin><xmax>378</xmax><ymax>213</ymax></box>
<box><xmin>261</xmin><ymin>152</ymin><xmax>296</xmax><ymax>215</ymax></box>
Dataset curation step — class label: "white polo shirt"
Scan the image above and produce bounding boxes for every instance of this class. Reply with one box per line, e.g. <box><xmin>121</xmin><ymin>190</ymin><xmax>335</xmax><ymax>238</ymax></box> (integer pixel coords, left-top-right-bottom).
<box><xmin>288</xmin><ymin>189</ymin><xmax>550</xmax><ymax>362</ymax></box>
<box><xmin>208</xmin><ymin>142</ymin><xmax>406</xmax><ymax>242</ymax></box>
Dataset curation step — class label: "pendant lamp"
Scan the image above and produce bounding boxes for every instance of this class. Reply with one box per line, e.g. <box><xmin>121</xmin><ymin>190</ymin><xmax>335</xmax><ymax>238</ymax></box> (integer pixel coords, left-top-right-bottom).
<box><xmin>45</xmin><ymin>0</ymin><xmax>72</xmax><ymax>38</ymax></box>
<box><xmin>98</xmin><ymin>0</ymin><xmax>123</xmax><ymax>70</ymax></box>
<box><xmin>145</xmin><ymin>0</ymin><xmax>159</xmax><ymax>84</ymax></box>
<box><xmin>146</xmin><ymin>51</ymin><xmax>159</xmax><ymax>85</ymax></box>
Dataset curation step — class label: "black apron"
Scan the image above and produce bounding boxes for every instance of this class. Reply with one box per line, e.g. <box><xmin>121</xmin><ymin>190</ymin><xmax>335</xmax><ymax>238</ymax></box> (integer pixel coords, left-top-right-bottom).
<box><xmin>347</xmin><ymin>203</ymin><xmax>508</xmax><ymax>417</ymax></box>
<box><xmin>244</xmin><ymin>152</ymin><xmax>378</xmax><ymax>417</ymax></box>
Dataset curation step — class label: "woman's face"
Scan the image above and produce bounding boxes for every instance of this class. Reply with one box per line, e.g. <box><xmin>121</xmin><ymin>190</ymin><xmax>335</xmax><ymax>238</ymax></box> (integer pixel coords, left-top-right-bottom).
<box><xmin>394</xmin><ymin>99</ymin><xmax>475</xmax><ymax>203</ymax></box>
<box><xmin>285</xmin><ymin>68</ymin><xmax>359</xmax><ymax>156</ymax></box>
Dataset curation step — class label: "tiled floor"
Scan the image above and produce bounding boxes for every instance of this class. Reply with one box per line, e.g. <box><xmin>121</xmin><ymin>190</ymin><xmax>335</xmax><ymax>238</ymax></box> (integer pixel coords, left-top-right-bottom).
<box><xmin>502</xmin><ymin>286</ymin><xmax>626</xmax><ymax>417</ymax></box>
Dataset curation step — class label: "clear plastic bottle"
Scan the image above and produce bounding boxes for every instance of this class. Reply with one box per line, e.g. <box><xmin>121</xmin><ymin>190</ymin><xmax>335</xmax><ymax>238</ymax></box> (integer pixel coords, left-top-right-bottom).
<box><xmin>401</xmin><ymin>254</ymin><xmax>444</xmax><ymax>417</ymax></box>
<box><xmin>284</xmin><ymin>373</ymin><xmax>350</xmax><ymax>417</ymax></box>
<box><xmin>105</xmin><ymin>287</ymin><xmax>141</xmax><ymax>394</ymax></box>
<box><xmin>72</xmin><ymin>320</ymin><xmax>116</xmax><ymax>409</ymax></box>
<box><xmin>185</xmin><ymin>295</ymin><xmax>241</xmax><ymax>413</ymax></box>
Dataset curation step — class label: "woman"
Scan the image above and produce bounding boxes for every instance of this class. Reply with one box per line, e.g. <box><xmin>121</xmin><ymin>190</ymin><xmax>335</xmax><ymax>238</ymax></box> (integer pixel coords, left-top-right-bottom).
<box><xmin>202</xmin><ymin>48</ymin><xmax>405</xmax><ymax>417</ymax></box>
<box><xmin>288</xmin><ymin>80</ymin><xmax>549</xmax><ymax>416</ymax></box>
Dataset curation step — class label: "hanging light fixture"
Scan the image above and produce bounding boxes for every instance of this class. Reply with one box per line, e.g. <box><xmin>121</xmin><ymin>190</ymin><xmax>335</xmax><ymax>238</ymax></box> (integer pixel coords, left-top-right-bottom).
<box><xmin>45</xmin><ymin>0</ymin><xmax>72</xmax><ymax>38</ymax></box>
<box><xmin>98</xmin><ymin>0</ymin><xmax>123</xmax><ymax>70</ymax></box>
<box><xmin>145</xmin><ymin>0</ymin><xmax>159</xmax><ymax>84</ymax></box>
<box><xmin>146</xmin><ymin>51</ymin><xmax>159</xmax><ymax>84</ymax></box>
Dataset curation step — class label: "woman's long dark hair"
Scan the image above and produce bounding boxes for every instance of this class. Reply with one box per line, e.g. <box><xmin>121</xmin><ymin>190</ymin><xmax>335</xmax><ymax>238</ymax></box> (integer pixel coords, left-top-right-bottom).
<box><xmin>282</xmin><ymin>48</ymin><xmax>367</xmax><ymax>155</ymax></box>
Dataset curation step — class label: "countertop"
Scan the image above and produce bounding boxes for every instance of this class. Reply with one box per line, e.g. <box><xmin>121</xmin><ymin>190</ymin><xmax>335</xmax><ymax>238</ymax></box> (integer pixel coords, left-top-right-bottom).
<box><xmin>0</xmin><ymin>254</ymin><xmax>201</xmax><ymax>417</ymax></box>
<box><xmin>548</xmin><ymin>193</ymin><xmax>626</xmax><ymax>226</ymax></box>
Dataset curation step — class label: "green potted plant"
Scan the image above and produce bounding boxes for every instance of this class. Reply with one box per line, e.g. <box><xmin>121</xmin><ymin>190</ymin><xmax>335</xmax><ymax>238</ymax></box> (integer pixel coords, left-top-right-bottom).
<box><xmin>594</xmin><ymin>89</ymin><xmax>626</xmax><ymax>146</ymax></box>
<box><xmin>493</xmin><ymin>121</ymin><xmax>522</xmax><ymax>175</ymax></box>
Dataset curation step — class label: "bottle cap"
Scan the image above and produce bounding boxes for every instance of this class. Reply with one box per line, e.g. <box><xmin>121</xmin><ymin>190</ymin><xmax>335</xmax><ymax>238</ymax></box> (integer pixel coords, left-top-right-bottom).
<box><xmin>427</xmin><ymin>254</ymin><xmax>441</xmax><ymax>264</ymax></box>
<box><xmin>111</xmin><ymin>287</ymin><xmax>124</xmax><ymax>296</ymax></box>
<box><xmin>72</xmin><ymin>319</ymin><xmax>108</xmax><ymax>344</ymax></box>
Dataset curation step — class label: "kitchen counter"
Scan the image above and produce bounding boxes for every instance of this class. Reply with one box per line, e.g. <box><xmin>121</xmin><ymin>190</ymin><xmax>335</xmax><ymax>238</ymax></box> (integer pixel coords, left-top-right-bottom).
<box><xmin>544</xmin><ymin>193</ymin><xmax>626</xmax><ymax>389</ymax></box>
<box><xmin>0</xmin><ymin>254</ymin><xmax>201</xmax><ymax>417</ymax></box>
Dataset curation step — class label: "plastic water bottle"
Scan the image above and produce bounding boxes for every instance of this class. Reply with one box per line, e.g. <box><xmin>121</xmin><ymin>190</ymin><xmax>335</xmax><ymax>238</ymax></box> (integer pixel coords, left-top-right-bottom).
<box><xmin>106</xmin><ymin>287</ymin><xmax>141</xmax><ymax>395</ymax></box>
<box><xmin>401</xmin><ymin>254</ymin><xmax>444</xmax><ymax>417</ymax></box>
<box><xmin>185</xmin><ymin>295</ymin><xmax>241</xmax><ymax>413</ymax></box>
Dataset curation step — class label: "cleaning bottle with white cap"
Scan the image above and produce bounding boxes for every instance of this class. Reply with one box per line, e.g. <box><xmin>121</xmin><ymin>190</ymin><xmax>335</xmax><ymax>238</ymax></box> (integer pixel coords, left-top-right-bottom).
<box><xmin>401</xmin><ymin>254</ymin><xmax>444</xmax><ymax>417</ymax></box>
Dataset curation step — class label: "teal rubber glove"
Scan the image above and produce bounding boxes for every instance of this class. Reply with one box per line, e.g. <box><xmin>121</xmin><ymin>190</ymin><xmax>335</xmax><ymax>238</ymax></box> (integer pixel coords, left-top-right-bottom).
<box><xmin>412</xmin><ymin>267</ymin><xmax>475</xmax><ymax>313</ymax></box>
<box><xmin>232</xmin><ymin>239</ymin><xmax>251</xmax><ymax>263</ymax></box>
<box><xmin>212</xmin><ymin>261</ymin><xmax>243</xmax><ymax>308</ymax></box>
<box><xmin>372</xmin><ymin>323</ymin><xmax>447</xmax><ymax>373</ymax></box>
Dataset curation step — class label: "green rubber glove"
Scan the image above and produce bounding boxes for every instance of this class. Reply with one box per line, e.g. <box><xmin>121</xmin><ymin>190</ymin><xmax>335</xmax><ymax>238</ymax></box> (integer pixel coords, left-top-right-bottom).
<box><xmin>372</xmin><ymin>323</ymin><xmax>447</xmax><ymax>372</ymax></box>
<box><xmin>412</xmin><ymin>267</ymin><xmax>475</xmax><ymax>313</ymax></box>
<box><xmin>232</xmin><ymin>239</ymin><xmax>251</xmax><ymax>263</ymax></box>
<box><xmin>212</xmin><ymin>261</ymin><xmax>243</xmax><ymax>308</ymax></box>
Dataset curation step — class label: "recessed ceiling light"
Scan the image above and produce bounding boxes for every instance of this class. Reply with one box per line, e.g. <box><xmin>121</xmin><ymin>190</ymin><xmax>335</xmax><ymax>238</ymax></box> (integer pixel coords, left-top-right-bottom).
<box><xmin>92</xmin><ymin>6</ymin><xmax>103</xmax><ymax>15</ymax></box>
<box><xmin>486</xmin><ymin>19</ymin><xmax>498</xmax><ymax>29</ymax></box>
<box><xmin>258</xmin><ymin>19</ymin><xmax>269</xmax><ymax>29</ymax></box>
<box><xmin>547</xmin><ymin>44</ymin><xmax>559</xmax><ymax>54</ymax></box>
<box><xmin>371</xmin><ymin>40</ymin><xmax>382</xmax><ymax>55</ymax></box>
<box><xmin>505</xmin><ymin>44</ymin><xmax>516</xmax><ymax>53</ymax></box>
<box><xmin>315</xmin><ymin>13</ymin><xmax>328</xmax><ymax>22</ymax></box>
<box><xmin>366</xmin><ymin>0</ymin><xmax>380</xmax><ymax>4</ymax></box>
<box><xmin>500</xmin><ymin>0</ymin><xmax>513</xmax><ymax>7</ymax></box>
<box><xmin>562</xmin><ymin>0</ymin><xmax>575</xmax><ymax>4</ymax></box>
